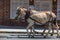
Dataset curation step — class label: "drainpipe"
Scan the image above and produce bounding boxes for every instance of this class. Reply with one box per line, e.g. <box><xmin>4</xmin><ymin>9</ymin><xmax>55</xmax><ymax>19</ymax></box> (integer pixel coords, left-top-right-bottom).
<box><xmin>2</xmin><ymin>0</ymin><xmax>5</xmax><ymax>25</ymax></box>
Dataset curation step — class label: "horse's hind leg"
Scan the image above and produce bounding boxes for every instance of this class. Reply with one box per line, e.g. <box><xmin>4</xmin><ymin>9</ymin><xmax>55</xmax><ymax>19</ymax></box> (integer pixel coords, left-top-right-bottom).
<box><xmin>50</xmin><ymin>24</ymin><xmax>54</xmax><ymax>36</ymax></box>
<box><xmin>42</xmin><ymin>23</ymin><xmax>49</xmax><ymax>36</ymax></box>
<box><xmin>50</xmin><ymin>22</ymin><xmax>59</xmax><ymax>38</ymax></box>
<box><xmin>56</xmin><ymin>23</ymin><xmax>59</xmax><ymax>38</ymax></box>
<box><xmin>57</xmin><ymin>27</ymin><xmax>59</xmax><ymax>38</ymax></box>
<box><xmin>50</xmin><ymin>28</ymin><xmax>54</xmax><ymax>36</ymax></box>
<box><xmin>41</xmin><ymin>27</ymin><xmax>46</xmax><ymax>36</ymax></box>
<box><xmin>44</xmin><ymin>23</ymin><xmax>52</xmax><ymax>38</ymax></box>
<box><xmin>44</xmin><ymin>28</ymin><xmax>51</xmax><ymax>38</ymax></box>
<box><xmin>52</xmin><ymin>20</ymin><xmax>59</xmax><ymax>38</ymax></box>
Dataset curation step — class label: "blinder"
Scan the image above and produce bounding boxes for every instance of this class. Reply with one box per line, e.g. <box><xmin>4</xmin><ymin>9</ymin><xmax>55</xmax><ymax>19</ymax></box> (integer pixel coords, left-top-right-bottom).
<box><xmin>15</xmin><ymin>9</ymin><xmax>21</xmax><ymax>20</ymax></box>
<box><xmin>16</xmin><ymin>9</ymin><xmax>21</xmax><ymax>15</ymax></box>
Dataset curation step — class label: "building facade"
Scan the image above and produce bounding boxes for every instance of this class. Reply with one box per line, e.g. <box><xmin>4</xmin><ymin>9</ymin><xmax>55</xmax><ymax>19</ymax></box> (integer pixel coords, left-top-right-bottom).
<box><xmin>0</xmin><ymin>0</ymin><xmax>59</xmax><ymax>26</ymax></box>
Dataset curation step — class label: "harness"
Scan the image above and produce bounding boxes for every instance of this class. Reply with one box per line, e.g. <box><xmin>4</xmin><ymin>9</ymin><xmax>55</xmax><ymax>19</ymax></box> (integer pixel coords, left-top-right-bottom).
<box><xmin>15</xmin><ymin>9</ymin><xmax>21</xmax><ymax>20</ymax></box>
<box><xmin>25</xmin><ymin>10</ymin><xmax>30</xmax><ymax>22</ymax></box>
<box><xmin>25</xmin><ymin>11</ymin><xmax>53</xmax><ymax>25</ymax></box>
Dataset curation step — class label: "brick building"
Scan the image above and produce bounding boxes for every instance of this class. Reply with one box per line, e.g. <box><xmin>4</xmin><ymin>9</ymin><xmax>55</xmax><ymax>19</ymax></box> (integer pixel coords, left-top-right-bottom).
<box><xmin>0</xmin><ymin>0</ymin><xmax>59</xmax><ymax>26</ymax></box>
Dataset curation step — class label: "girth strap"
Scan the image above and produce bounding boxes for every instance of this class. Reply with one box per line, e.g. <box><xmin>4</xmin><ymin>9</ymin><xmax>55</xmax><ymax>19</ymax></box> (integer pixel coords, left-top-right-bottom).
<box><xmin>29</xmin><ymin>17</ymin><xmax>43</xmax><ymax>24</ymax></box>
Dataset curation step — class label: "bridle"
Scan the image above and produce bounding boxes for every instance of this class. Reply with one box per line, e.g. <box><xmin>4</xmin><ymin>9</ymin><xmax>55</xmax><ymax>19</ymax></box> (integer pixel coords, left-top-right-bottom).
<box><xmin>15</xmin><ymin>9</ymin><xmax>21</xmax><ymax>20</ymax></box>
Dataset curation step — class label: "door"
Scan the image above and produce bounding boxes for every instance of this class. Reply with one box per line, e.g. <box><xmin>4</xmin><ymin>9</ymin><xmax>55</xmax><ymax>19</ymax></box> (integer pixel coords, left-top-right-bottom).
<box><xmin>57</xmin><ymin>0</ymin><xmax>60</xmax><ymax>20</ymax></box>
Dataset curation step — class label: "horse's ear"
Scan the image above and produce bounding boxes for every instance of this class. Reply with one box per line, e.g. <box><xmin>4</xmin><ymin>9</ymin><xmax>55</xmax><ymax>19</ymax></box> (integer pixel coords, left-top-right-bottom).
<box><xmin>17</xmin><ymin>7</ymin><xmax>20</xmax><ymax>10</ymax></box>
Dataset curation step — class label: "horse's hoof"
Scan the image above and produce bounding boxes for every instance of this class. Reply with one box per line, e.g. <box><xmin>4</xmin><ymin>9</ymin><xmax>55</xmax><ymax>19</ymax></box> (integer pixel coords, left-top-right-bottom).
<box><xmin>28</xmin><ymin>35</ymin><xmax>31</xmax><ymax>38</ymax></box>
<box><xmin>41</xmin><ymin>33</ymin><xmax>44</xmax><ymax>36</ymax></box>
<box><xmin>35</xmin><ymin>31</ymin><xmax>38</xmax><ymax>34</ymax></box>
<box><xmin>56</xmin><ymin>36</ymin><xmax>59</xmax><ymax>38</ymax></box>
<box><xmin>36</xmin><ymin>32</ymin><xmax>38</xmax><ymax>34</ymax></box>
<box><xmin>50</xmin><ymin>34</ymin><xmax>53</xmax><ymax>36</ymax></box>
<box><xmin>44</xmin><ymin>36</ymin><xmax>46</xmax><ymax>38</ymax></box>
<box><xmin>31</xmin><ymin>36</ymin><xmax>34</xmax><ymax>38</ymax></box>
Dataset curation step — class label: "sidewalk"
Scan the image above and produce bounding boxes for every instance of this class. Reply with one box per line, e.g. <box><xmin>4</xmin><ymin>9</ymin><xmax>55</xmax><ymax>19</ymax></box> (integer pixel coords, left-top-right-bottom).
<box><xmin>0</xmin><ymin>25</ymin><xmax>26</xmax><ymax>29</ymax></box>
<box><xmin>0</xmin><ymin>25</ymin><xmax>60</xmax><ymax>33</ymax></box>
<box><xmin>0</xmin><ymin>25</ymin><xmax>60</xmax><ymax>40</ymax></box>
<box><xmin>0</xmin><ymin>25</ymin><xmax>44</xmax><ymax>33</ymax></box>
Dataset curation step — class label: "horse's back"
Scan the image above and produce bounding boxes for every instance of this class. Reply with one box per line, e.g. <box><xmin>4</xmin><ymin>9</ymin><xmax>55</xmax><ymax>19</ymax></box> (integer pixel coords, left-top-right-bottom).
<box><xmin>30</xmin><ymin>11</ymin><xmax>56</xmax><ymax>24</ymax></box>
<box><xmin>30</xmin><ymin>13</ymin><xmax>49</xmax><ymax>24</ymax></box>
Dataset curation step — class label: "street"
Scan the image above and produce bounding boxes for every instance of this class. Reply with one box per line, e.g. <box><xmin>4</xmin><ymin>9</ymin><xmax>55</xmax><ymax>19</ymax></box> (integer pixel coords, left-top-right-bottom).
<box><xmin>0</xmin><ymin>33</ymin><xmax>60</xmax><ymax>40</ymax></box>
<box><xmin>0</xmin><ymin>25</ymin><xmax>60</xmax><ymax>40</ymax></box>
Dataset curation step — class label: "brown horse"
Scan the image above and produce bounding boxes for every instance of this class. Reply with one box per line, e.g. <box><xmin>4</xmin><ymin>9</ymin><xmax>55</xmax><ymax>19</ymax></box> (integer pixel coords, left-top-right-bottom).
<box><xmin>15</xmin><ymin>7</ymin><xmax>59</xmax><ymax>38</ymax></box>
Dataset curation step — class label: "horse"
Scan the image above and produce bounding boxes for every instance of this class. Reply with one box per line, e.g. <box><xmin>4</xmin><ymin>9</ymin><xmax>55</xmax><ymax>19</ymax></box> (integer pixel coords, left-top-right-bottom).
<box><xmin>15</xmin><ymin>7</ymin><xmax>59</xmax><ymax>38</ymax></box>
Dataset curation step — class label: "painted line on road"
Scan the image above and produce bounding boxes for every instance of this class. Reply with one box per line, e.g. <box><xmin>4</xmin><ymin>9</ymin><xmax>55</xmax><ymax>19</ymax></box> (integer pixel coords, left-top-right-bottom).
<box><xmin>0</xmin><ymin>29</ymin><xmax>60</xmax><ymax>33</ymax></box>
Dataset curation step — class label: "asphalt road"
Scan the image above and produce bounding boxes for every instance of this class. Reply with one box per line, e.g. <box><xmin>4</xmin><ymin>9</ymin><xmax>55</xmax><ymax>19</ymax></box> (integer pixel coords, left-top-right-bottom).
<box><xmin>0</xmin><ymin>38</ymin><xmax>60</xmax><ymax>40</ymax></box>
<box><xmin>0</xmin><ymin>33</ymin><xmax>60</xmax><ymax>40</ymax></box>
<box><xmin>0</xmin><ymin>25</ymin><xmax>44</xmax><ymax>29</ymax></box>
<box><xmin>0</xmin><ymin>25</ymin><xmax>60</xmax><ymax>40</ymax></box>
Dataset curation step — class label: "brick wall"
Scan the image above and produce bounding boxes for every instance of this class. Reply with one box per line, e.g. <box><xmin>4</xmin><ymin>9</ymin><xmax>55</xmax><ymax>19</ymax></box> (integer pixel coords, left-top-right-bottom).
<box><xmin>0</xmin><ymin>0</ymin><xmax>10</xmax><ymax>25</ymax></box>
<box><xmin>0</xmin><ymin>0</ymin><xmax>59</xmax><ymax>26</ymax></box>
<box><xmin>52</xmin><ymin>0</ymin><xmax>57</xmax><ymax>15</ymax></box>
<box><xmin>3</xmin><ymin>0</ymin><xmax>10</xmax><ymax>25</ymax></box>
<box><xmin>0</xmin><ymin>0</ymin><xmax>26</xmax><ymax>26</ymax></box>
<box><xmin>0</xmin><ymin>0</ymin><xmax>3</xmax><ymax>25</ymax></box>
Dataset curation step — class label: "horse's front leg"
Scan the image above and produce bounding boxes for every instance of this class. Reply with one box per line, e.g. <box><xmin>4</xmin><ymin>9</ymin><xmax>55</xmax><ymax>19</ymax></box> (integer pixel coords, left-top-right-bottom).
<box><xmin>44</xmin><ymin>23</ymin><xmax>52</xmax><ymax>38</ymax></box>
<box><xmin>32</xmin><ymin>25</ymin><xmax>35</xmax><ymax>37</ymax></box>
<box><xmin>30</xmin><ymin>27</ymin><xmax>32</xmax><ymax>35</ymax></box>
<box><xmin>26</xmin><ymin>21</ymin><xmax>34</xmax><ymax>37</ymax></box>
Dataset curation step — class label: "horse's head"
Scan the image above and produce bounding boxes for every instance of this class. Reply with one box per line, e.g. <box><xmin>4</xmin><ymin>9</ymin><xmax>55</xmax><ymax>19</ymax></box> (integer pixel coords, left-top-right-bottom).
<box><xmin>15</xmin><ymin>6</ymin><xmax>27</xmax><ymax>22</ymax></box>
<box><xmin>15</xmin><ymin>6</ymin><xmax>21</xmax><ymax>20</ymax></box>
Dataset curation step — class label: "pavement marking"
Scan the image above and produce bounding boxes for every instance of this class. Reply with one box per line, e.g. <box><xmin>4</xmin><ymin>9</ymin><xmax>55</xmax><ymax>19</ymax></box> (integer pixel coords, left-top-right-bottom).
<box><xmin>0</xmin><ymin>29</ymin><xmax>60</xmax><ymax>33</ymax></box>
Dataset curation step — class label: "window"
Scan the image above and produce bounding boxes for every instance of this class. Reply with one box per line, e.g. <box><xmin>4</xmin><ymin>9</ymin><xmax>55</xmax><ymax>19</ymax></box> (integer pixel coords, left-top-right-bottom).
<box><xmin>57</xmin><ymin>0</ymin><xmax>60</xmax><ymax>20</ymax></box>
